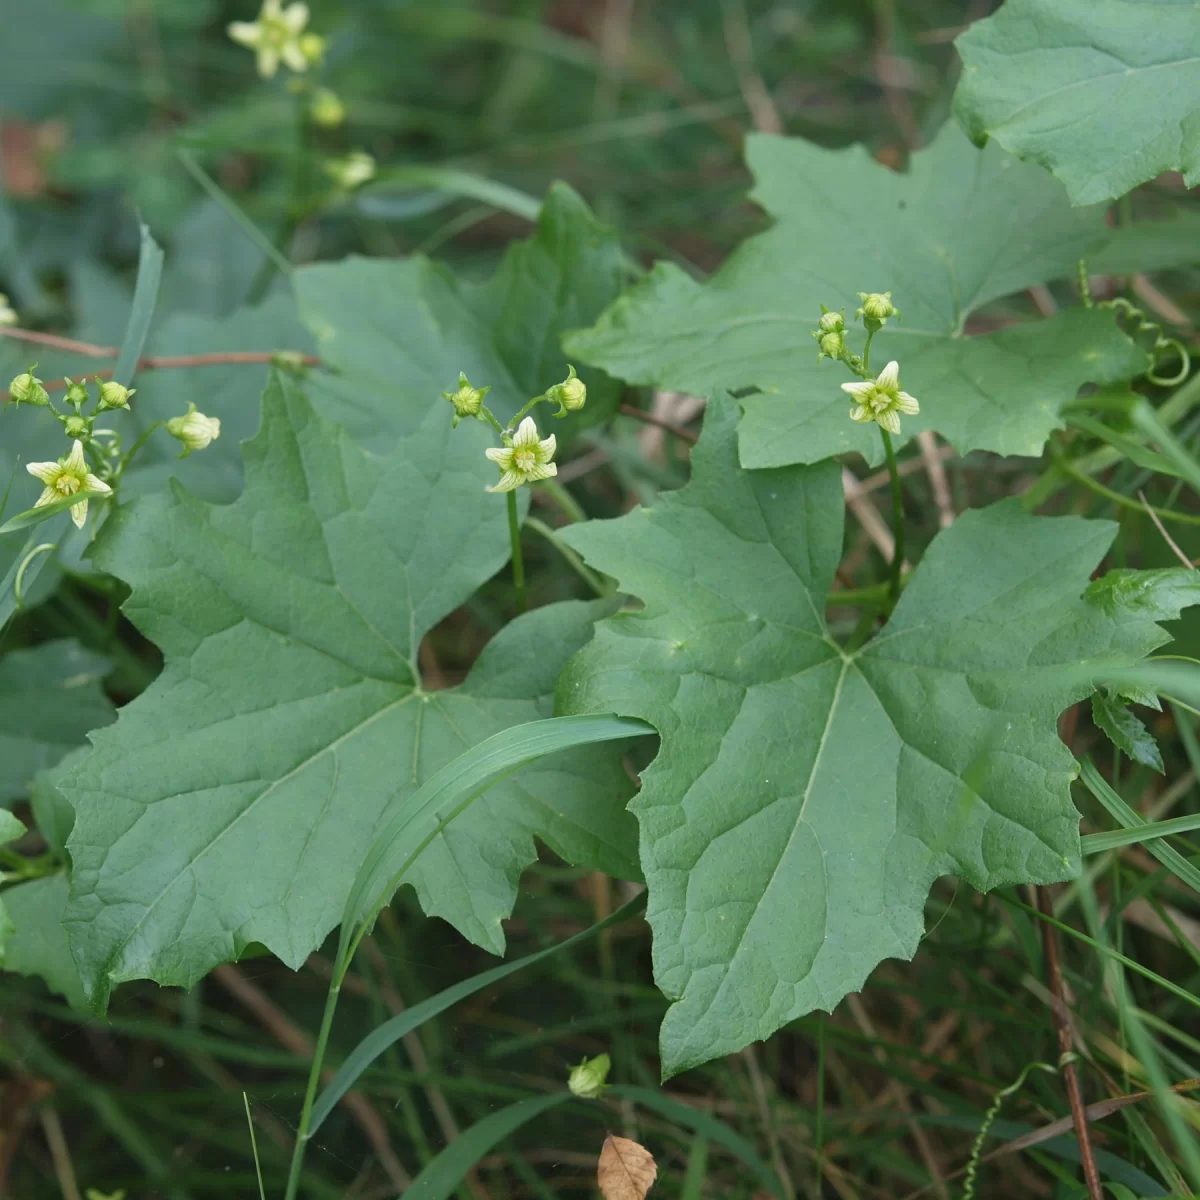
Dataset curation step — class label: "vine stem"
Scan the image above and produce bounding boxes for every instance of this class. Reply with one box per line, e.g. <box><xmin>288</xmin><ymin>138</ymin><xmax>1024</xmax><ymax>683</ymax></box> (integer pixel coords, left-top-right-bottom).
<box><xmin>879</xmin><ymin>427</ymin><xmax>905</xmax><ymax>607</ymax></box>
<box><xmin>507</xmin><ymin>490</ymin><xmax>527</xmax><ymax>611</ymax></box>
<box><xmin>1036</xmin><ymin>885</ymin><xmax>1103</xmax><ymax>1200</ymax></box>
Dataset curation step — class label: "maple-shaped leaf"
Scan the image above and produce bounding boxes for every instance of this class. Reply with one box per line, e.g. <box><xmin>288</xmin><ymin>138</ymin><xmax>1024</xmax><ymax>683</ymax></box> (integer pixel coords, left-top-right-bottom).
<box><xmin>556</xmin><ymin>401</ymin><xmax>1199</xmax><ymax>1076</ymax></box>
<box><xmin>296</xmin><ymin>181</ymin><xmax>627</xmax><ymax>447</ymax></box>
<box><xmin>61</xmin><ymin>374</ymin><xmax>638</xmax><ymax>1011</ymax></box>
<box><xmin>954</xmin><ymin>0</ymin><xmax>1200</xmax><ymax>206</ymax></box>
<box><xmin>565</xmin><ymin>122</ymin><xmax>1147</xmax><ymax>469</ymax></box>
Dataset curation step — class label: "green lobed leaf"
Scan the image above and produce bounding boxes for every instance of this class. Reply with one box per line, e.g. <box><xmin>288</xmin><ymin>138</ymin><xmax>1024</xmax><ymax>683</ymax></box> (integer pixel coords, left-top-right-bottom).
<box><xmin>1091</xmin><ymin>692</ymin><xmax>1164</xmax><ymax>773</ymax></box>
<box><xmin>954</xmin><ymin>0</ymin><xmax>1200</xmax><ymax>206</ymax></box>
<box><xmin>296</xmin><ymin>181</ymin><xmax>628</xmax><ymax>448</ymax></box>
<box><xmin>61</xmin><ymin>374</ymin><xmax>638</xmax><ymax>1010</ymax></box>
<box><xmin>555</xmin><ymin>401</ymin><xmax>1198</xmax><ymax>1076</ymax></box>
<box><xmin>566</xmin><ymin>122</ymin><xmax>1148</xmax><ymax>469</ymax></box>
<box><xmin>0</xmin><ymin>641</ymin><xmax>115</xmax><ymax>807</ymax></box>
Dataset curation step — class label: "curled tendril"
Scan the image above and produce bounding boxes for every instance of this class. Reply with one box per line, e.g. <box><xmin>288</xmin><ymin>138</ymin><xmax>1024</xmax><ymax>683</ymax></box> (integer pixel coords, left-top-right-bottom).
<box><xmin>14</xmin><ymin>542</ymin><xmax>58</xmax><ymax>609</ymax></box>
<box><xmin>1077</xmin><ymin>258</ymin><xmax>1191</xmax><ymax>386</ymax></box>
<box><xmin>1103</xmin><ymin>297</ymin><xmax>1191</xmax><ymax>386</ymax></box>
<box><xmin>961</xmin><ymin>1059</ymin><xmax>1062</xmax><ymax>1200</ymax></box>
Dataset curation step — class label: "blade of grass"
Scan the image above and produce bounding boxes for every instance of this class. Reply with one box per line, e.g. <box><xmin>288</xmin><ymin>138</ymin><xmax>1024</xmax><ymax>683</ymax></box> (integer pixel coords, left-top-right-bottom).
<box><xmin>1078</xmin><ymin>757</ymin><xmax>1200</xmax><ymax>894</ymax></box>
<box><xmin>1081</xmin><ymin>813</ymin><xmax>1200</xmax><ymax>854</ymax></box>
<box><xmin>112</xmin><ymin>221</ymin><xmax>164</xmax><ymax>387</ymax></box>
<box><xmin>310</xmin><ymin>890</ymin><xmax>648</xmax><ymax>1133</ymax></box>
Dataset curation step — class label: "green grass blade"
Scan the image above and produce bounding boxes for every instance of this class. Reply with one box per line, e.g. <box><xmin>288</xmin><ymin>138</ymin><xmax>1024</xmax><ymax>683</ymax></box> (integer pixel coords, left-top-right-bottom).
<box><xmin>361</xmin><ymin>166</ymin><xmax>542</xmax><ymax>223</ymax></box>
<box><xmin>1078</xmin><ymin>757</ymin><xmax>1200</xmax><ymax>893</ymax></box>
<box><xmin>1081</xmin><ymin>812</ymin><xmax>1200</xmax><ymax>854</ymax></box>
<box><xmin>340</xmin><ymin>714</ymin><xmax>653</xmax><ymax>942</ymax></box>
<box><xmin>112</xmin><ymin>221</ymin><xmax>164</xmax><ymax>387</ymax></box>
<box><xmin>404</xmin><ymin>1093</ymin><xmax>570</xmax><ymax>1199</ymax></box>
<box><xmin>310</xmin><ymin>890</ymin><xmax>648</xmax><ymax>1134</ymax></box>
<box><xmin>242</xmin><ymin>1092</ymin><xmax>266</xmax><ymax>1200</ymax></box>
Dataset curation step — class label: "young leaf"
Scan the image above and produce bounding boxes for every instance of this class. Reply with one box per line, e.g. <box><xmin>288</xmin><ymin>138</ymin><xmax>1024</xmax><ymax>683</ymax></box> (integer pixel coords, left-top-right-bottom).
<box><xmin>954</xmin><ymin>0</ymin><xmax>1200</xmax><ymax>206</ymax></box>
<box><xmin>1091</xmin><ymin>692</ymin><xmax>1164</xmax><ymax>774</ymax></box>
<box><xmin>0</xmin><ymin>641</ymin><xmax>114</xmax><ymax>806</ymax></box>
<box><xmin>566</xmin><ymin>123</ymin><xmax>1147</xmax><ymax>469</ymax></box>
<box><xmin>61</xmin><ymin>375</ymin><xmax>638</xmax><ymax>1010</ymax></box>
<box><xmin>598</xmin><ymin>1135</ymin><xmax>658</xmax><ymax>1200</ymax></box>
<box><xmin>296</xmin><ymin>181</ymin><xmax>626</xmax><ymax>444</ymax></box>
<box><xmin>556</xmin><ymin>401</ymin><xmax>1199</xmax><ymax>1076</ymax></box>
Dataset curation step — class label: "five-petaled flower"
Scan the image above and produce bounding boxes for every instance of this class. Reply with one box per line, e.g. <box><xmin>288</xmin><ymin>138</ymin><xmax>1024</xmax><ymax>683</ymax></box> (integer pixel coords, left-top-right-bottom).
<box><xmin>227</xmin><ymin>0</ymin><xmax>311</xmax><ymax>78</ymax></box>
<box><xmin>841</xmin><ymin>360</ymin><xmax>919</xmax><ymax>436</ymax></box>
<box><xmin>485</xmin><ymin>416</ymin><xmax>557</xmax><ymax>492</ymax></box>
<box><xmin>26</xmin><ymin>440</ymin><xmax>112</xmax><ymax>529</ymax></box>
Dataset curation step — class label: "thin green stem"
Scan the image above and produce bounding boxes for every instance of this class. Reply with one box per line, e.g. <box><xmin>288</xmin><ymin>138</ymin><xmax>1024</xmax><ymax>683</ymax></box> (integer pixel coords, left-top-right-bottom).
<box><xmin>477</xmin><ymin>405</ymin><xmax>506</xmax><ymax>437</ymax></box>
<box><xmin>880</xmin><ymin>428</ymin><xmax>905</xmax><ymax>606</ymax></box>
<box><xmin>540</xmin><ymin>478</ymin><xmax>586</xmax><ymax>524</ymax></box>
<box><xmin>1051</xmin><ymin>448</ymin><xmax>1200</xmax><ymax>526</ymax></box>
<box><xmin>116</xmin><ymin>421</ymin><xmax>166</xmax><ymax>478</ymax></box>
<box><xmin>248</xmin><ymin>96</ymin><xmax>309</xmax><ymax>304</ymax></box>
<box><xmin>507</xmin><ymin>490</ymin><xmax>527</xmax><ymax>611</ymax></box>
<box><xmin>861</xmin><ymin>329</ymin><xmax>875</xmax><ymax>374</ymax></box>
<box><xmin>525</xmin><ymin>516</ymin><xmax>608</xmax><ymax>597</ymax></box>
<box><xmin>509</xmin><ymin>392</ymin><xmax>549</xmax><ymax>430</ymax></box>
<box><xmin>282</xmin><ymin>968</ymin><xmax>344</xmax><ymax>1200</ymax></box>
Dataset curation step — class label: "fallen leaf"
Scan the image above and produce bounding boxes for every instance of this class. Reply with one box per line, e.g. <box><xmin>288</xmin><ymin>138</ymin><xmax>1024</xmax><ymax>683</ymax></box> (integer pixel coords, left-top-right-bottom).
<box><xmin>598</xmin><ymin>1134</ymin><xmax>657</xmax><ymax>1200</ymax></box>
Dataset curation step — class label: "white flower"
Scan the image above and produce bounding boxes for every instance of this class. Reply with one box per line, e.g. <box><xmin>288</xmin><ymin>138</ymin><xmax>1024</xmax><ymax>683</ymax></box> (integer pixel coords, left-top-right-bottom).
<box><xmin>227</xmin><ymin>0</ymin><xmax>311</xmax><ymax>78</ymax></box>
<box><xmin>841</xmin><ymin>360</ymin><xmax>919</xmax><ymax>436</ymax></box>
<box><xmin>485</xmin><ymin>416</ymin><xmax>557</xmax><ymax>493</ymax></box>
<box><xmin>26</xmin><ymin>440</ymin><xmax>112</xmax><ymax>529</ymax></box>
<box><xmin>0</xmin><ymin>294</ymin><xmax>16</xmax><ymax>325</ymax></box>
<box><xmin>166</xmin><ymin>404</ymin><xmax>222</xmax><ymax>456</ymax></box>
<box><xmin>325</xmin><ymin>152</ymin><xmax>376</xmax><ymax>190</ymax></box>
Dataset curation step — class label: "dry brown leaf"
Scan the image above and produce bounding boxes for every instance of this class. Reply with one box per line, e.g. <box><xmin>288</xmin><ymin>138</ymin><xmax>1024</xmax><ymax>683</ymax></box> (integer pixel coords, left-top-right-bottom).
<box><xmin>598</xmin><ymin>1134</ymin><xmax>657</xmax><ymax>1200</ymax></box>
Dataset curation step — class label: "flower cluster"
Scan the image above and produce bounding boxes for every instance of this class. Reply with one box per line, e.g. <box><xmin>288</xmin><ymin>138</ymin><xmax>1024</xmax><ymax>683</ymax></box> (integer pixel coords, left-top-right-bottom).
<box><xmin>6</xmin><ymin>367</ymin><xmax>222</xmax><ymax>529</ymax></box>
<box><xmin>812</xmin><ymin>289</ymin><xmax>919</xmax><ymax>437</ymax></box>
<box><xmin>441</xmin><ymin>366</ymin><xmax>588</xmax><ymax>493</ymax></box>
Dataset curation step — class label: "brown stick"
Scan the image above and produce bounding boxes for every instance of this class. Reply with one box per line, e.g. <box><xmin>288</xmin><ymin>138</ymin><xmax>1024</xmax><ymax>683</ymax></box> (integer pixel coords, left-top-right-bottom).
<box><xmin>1035</xmin><ymin>886</ymin><xmax>1103</xmax><ymax>1200</ymax></box>
<box><xmin>617</xmin><ymin>402</ymin><xmax>698</xmax><ymax>444</ymax></box>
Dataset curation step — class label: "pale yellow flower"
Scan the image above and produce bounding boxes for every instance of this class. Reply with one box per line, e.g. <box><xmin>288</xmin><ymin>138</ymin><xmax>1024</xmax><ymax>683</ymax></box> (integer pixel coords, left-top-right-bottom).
<box><xmin>166</xmin><ymin>404</ymin><xmax>221</xmax><ymax>456</ymax></box>
<box><xmin>485</xmin><ymin>417</ymin><xmax>557</xmax><ymax>492</ymax></box>
<box><xmin>26</xmin><ymin>440</ymin><xmax>112</xmax><ymax>529</ymax></box>
<box><xmin>227</xmin><ymin>0</ymin><xmax>311</xmax><ymax>78</ymax></box>
<box><xmin>841</xmin><ymin>360</ymin><xmax>919</xmax><ymax>436</ymax></box>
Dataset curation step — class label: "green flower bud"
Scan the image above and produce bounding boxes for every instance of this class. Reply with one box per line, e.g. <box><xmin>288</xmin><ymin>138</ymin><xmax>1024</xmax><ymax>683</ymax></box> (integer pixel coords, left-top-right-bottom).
<box><xmin>299</xmin><ymin>32</ymin><xmax>325</xmax><ymax>64</ymax></box>
<box><xmin>856</xmin><ymin>291</ymin><xmax>900</xmax><ymax>329</ymax></box>
<box><xmin>8</xmin><ymin>370</ymin><xmax>49</xmax><ymax>407</ymax></box>
<box><xmin>817</xmin><ymin>331</ymin><xmax>845</xmax><ymax>361</ymax></box>
<box><xmin>442</xmin><ymin>372</ymin><xmax>490</xmax><ymax>426</ymax></box>
<box><xmin>818</xmin><ymin>307</ymin><xmax>844</xmax><ymax>333</ymax></box>
<box><xmin>567</xmin><ymin>1053</ymin><xmax>611</xmax><ymax>1099</ymax></box>
<box><xmin>64</xmin><ymin>415</ymin><xmax>89</xmax><ymax>438</ymax></box>
<box><xmin>325</xmin><ymin>151</ymin><xmax>375</xmax><ymax>191</ymax></box>
<box><xmin>97</xmin><ymin>380</ymin><xmax>134</xmax><ymax>411</ymax></box>
<box><xmin>0</xmin><ymin>293</ymin><xmax>16</xmax><ymax>326</ymax></box>
<box><xmin>547</xmin><ymin>365</ymin><xmax>586</xmax><ymax>416</ymax></box>
<box><xmin>166</xmin><ymin>403</ymin><xmax>222</xmax><ymax>457</ymax></box>
<box><xmin>64</xmin><ymin>377</ymin><xmax>89</xmax><ymax>408</ymax></box>
<box><xmin>310</xmin><ymin>87</ymin><xmax>346</xmax><ymax>127</ymax></box>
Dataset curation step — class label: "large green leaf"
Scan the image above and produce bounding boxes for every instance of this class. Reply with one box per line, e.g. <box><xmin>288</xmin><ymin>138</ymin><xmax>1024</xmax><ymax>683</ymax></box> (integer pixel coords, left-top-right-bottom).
<box><xmin>296</xmin><ymin>181</ymin><xmax>627</xmax><ymax>447</ymax></box>
<box><xmin>556</xmin><ymin>401</ymin><xmax>1195</xmax><ymax>1076</ymax></box>
<box><xmin>0</xmin><ymin>641</ymin><xmax>114</xmax><ymax>806</ymax></box>
<box><xmin>954</xmin><ymin>0</ymin><xmax>1200</xmax><ymax>206</ymax></box>
<box><xmin>61</xmin><ymin>374</ymin><xmax>637</xmax><ymax>1010</ymax></box>
<box><xmin>566</xmin><ymin>123</ymin><xmax>1147</xmax><ymax>468</ymax></box>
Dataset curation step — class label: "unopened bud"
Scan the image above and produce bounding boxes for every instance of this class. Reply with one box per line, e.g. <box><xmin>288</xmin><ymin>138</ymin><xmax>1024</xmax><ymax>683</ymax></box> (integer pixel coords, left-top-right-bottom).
<box><xmin>817</xmin><ymin>331</ymin><xmax>845</xmax><ymax>361</ymax></box>
<box><xmin>310</xmin><ymin>87</ymin><xmax>345</xmax><ymax>127</ymax></box>
<box><xmin>8</xmin><ymin>370</ymin><xmax>49</xmax><ymax>407</ymax></box>
<box><xmin>547</xmin><ymin>365</ymin><xmax>586</xmax><ymax>416</ymax></box>
<box><xmin>856</xmin><ymin>291</ymin><xmax>900</xmax><ymax>329</ymax></box>
<box><xmin>568</xmin><ymin>1053</ymin><xmax>611</xmax><ymax>1099</ymax></box>
<box><xmin>98</xmin><ymin>380</ymin><xmax>134</xmax><ymax>411</ymax></box>
<box><xmin>817</xmin><ymin>308</ymin><xmax>844</xmax><ymax>333</ymax></box>
<box><xmin>442</xmin><ymin>372</ymin><xmax>490</xmax><ymax>426</ymax></box>
<box><xmin>64</xmin><ymin>377</ymin><xmax>89</xmax><ymax>408</ymax></box>
<box><xmin>166</xmin><ymin>403</ymin><xmax>222</xmax><ymax>457</ymax></box>
<box><xmin>64</xmin><ymin>415</ymin><xmax>89</xmax><ymax>438</ymax></box>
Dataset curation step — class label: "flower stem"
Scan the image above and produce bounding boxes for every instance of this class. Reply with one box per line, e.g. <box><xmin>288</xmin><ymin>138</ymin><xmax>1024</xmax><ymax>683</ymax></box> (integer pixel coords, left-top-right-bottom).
<box><xmin>507</xmin><ymin>490</ymin><xmax>527</xmax><ymax>611</ymax></box>
<box><xmin>880</xmin><ymin>427</ymin><xmax>904</xmax><ymax>608</ymax></box>
<box><xmin>861</xmin><ymin>329</ymin><xmax>875</xmax><ymax>374</ymax></box>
